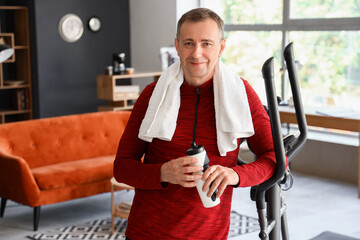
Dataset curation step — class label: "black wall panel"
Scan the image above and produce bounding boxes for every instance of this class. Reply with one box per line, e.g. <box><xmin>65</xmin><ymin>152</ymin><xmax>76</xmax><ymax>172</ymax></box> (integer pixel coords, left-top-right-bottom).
<box><xmin>31</xmin><ymin>0</ymin><xmax>130</xmax><ymax>118</ymax></box>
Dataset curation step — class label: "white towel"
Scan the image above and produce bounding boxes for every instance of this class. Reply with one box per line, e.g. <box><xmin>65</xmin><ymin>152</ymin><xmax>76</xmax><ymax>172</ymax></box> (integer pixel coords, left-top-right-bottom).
<box><xmin>138</xmin><ymin>60</ymin><xmax>254</xmax><ymax>156</ymax></box>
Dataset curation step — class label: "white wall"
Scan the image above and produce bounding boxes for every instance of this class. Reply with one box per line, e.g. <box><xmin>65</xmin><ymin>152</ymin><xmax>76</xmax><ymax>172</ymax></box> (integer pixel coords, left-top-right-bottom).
<box><xmin>129</xmin><ymin>0</ymin><xmax>176</xmax><ymax>90</ymax></box>
<box><xmin>176</xmin><ymin>0</ymin><xmax>202</xmax><ymax>21</ymax></box>
<box><xmin>129</xmin><ymin>0</ymin><xmax>201</xmax><ymax>91</ymax></box>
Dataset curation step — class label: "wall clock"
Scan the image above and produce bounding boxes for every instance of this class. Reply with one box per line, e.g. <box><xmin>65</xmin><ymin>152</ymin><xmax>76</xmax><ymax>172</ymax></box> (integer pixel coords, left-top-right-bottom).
<box><xmin>88</xmin><ymin>16</ymin><xmax>102</xmax><ymax>32</ymax></box>
<box><xmin>58</xmin><ymin>13</ymin><xmax>84</xmax><ymax>42</ymax></box>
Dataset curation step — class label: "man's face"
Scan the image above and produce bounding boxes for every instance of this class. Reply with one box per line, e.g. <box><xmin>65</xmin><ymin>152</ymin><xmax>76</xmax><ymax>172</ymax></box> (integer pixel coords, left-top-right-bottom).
<box><xmin>175</xmin><ymin>19</ymin><xmax>226</xmax><ymax>87</ymax></box>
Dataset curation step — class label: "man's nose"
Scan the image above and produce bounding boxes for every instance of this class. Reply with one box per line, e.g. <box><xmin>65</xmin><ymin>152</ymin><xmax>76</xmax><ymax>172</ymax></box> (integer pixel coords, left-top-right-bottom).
<box><xmin>192</xmin><ymin>44</ymin><xmax>203</xmax><ymax>58</ymax></box>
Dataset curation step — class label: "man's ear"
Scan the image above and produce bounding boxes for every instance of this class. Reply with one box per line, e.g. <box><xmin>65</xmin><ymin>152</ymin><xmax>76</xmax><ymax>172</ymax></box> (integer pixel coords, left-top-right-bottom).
<box><xmin>219</xmin><ymin>39</ymin><xmax>226</xmax><ymax>58</ymax></box>
<box><xmin>174</xmin><ymin>38</ymin><xmax>180</xmax><ymax>56</ymax></box>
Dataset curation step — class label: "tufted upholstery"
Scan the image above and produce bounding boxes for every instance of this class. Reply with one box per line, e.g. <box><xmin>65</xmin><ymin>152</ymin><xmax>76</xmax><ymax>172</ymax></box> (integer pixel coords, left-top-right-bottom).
<box><xmin>0</xmin><ymin>111</ymin><xmax>130</xmax><ymax>209</ymax></box>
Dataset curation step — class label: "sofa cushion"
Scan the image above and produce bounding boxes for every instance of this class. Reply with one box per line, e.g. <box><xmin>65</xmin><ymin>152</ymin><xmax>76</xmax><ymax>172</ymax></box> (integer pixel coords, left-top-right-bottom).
<box><xmin>32</xmin><ymin>156</ymin><xmax>114</xmax><ymax>190</ymax></box>
<box><xmin>0</xmin><ymin>111</ymin><xmax>130</xmax><ymax>169</ymax></box>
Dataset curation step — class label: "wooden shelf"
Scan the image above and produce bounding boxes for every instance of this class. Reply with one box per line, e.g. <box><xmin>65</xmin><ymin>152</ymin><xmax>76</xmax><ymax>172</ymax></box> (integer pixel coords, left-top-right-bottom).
<box><xmin>98</xmin><ymin>105</ymin><xmax>134</xmax><ymax>112</ymax></box>
<box><xmin>0</xmin><ymin>109</ymin><xmax>31</xmax><ymax>115</ymax></box>
<box><xmin>105</xmin><ymin>71</ymin><xmax>162</xmax><ymax>80</ymax></box>
<box><xmin>0</xmin><ymin>6</ymin><xmax>32</xmax><ymax>124</ymax></box>
<box><xmin>0</xmin><ymin>33</ymin><xmax>15</xmax><ymax>62</ymax></box>
<box><xmin>0</xmin><ymin>109</ymin><xmax>31</xmax><ymax>124</ymax></box>
<box><xmin>14</xmin><ymin>45</ymin><xmax>29</xmax><ymax>50</ymax></box>
<box><xmin>0</xmin><ymin>6</ymin><xmax>26</xmax><ymax>10</ymax></box>
<box><xmin>110</xmin><ymin>177</ymin><xmax>134</xmax><ymax>233</ymax></box>
<box><xmin>97</xmin><ymin>72</ymin><xmax>161</xmax><ymax>111</ymax></box>
<box><xmin>1</xmin><ymin>83</ymin><xmax>29</xmax><ymax>89</ymax></box>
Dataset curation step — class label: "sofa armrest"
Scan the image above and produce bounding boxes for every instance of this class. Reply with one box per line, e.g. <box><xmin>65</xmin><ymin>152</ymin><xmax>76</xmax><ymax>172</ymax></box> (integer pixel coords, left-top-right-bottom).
<box><xmin>0</xmin><ymin>149</ymin><xmax>40</xmax><ymax>206</ymax></box>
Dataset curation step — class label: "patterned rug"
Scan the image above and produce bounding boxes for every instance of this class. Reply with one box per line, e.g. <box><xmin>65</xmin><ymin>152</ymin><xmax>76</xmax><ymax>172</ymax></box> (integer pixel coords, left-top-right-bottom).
<box><xmin>27</xmin><ymin>211</ymin><xmax>259</xmax><ymax>240</ymax></box>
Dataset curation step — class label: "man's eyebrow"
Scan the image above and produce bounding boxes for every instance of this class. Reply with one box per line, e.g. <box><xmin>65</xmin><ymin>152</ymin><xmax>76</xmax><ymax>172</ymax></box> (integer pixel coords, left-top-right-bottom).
<box><xmin>182</xmin><ymin>38</ymin><xmax>215</xmax><ymax>42</ymax></box>
<box><xmin>201</xmin><ymin>39</ymin><xmax>215</xmax><ymax>43</ymax></box>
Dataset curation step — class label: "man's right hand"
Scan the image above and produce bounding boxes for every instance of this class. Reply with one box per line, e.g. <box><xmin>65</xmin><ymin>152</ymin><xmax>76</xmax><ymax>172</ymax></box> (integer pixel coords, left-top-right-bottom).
<box><xmin>160</xmin><ymin>156</ymin><xmax>203</xmax><ymax>187</ymax></box>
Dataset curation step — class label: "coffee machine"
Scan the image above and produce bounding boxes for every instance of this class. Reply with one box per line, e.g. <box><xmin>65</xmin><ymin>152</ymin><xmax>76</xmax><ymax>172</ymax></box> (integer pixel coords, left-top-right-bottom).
<box><xmin>113</xmin><ymin>53</ymin><xmax>126</xmax><ymax>75</ymax></box>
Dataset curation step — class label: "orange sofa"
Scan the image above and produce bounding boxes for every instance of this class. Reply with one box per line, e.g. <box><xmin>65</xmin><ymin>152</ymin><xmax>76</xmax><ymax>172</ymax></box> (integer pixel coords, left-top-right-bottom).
<box><xmin>0</xmin><ymin>111</ymin><xmax>131</xmax><ymax>230</ymax></box>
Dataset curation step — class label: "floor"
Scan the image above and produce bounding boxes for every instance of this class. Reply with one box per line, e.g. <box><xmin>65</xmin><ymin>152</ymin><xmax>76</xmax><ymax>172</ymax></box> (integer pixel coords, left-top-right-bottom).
<box><xmin>0</xmin><ymin>172</ymin><xmax>359</xmax><ymax>240</ymax></box>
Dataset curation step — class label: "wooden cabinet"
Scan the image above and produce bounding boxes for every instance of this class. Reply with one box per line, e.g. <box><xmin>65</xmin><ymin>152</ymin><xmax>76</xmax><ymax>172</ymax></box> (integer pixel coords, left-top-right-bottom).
<box><xmin>0</xmin><ymin>6</ymin><xmax>32</xmax><ymax>124</ymax></box>
<box><xmin>97</xmin><ymin>72</ymin><xmax>161</xmax><ymax>111</ymax></box>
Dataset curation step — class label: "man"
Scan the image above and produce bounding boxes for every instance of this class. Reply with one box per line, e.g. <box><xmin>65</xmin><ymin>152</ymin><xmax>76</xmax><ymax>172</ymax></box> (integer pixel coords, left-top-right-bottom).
<box><xmin>114</xmin><ymin>8</ymin><xmax>276</xmax><ymax>240</ymax></box>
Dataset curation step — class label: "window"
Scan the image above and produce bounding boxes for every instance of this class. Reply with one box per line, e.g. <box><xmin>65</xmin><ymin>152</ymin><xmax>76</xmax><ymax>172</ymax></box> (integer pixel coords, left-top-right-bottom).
<box><xmin>289</xmin><ymin>31</ymin><xmax>360</xmax><ymax>108</ymax></box>
<box><xmin>222</xmin><ymin>31</ymin><xmax>282</xmax><ymax>103</ymax></box>
<box><xmin>203</xmin><ymin>0</ymin><xmax>360</xmax><ymax>111</ymax></box>
<box><xmin>290</xmin><ymin>0</ymin><xmax>360</xmax><ymax>19</ymax></box>
<box><xmin>212</xmin><ymin>0</ymin><xmax>282</xmax><ymax>24</ymax></box>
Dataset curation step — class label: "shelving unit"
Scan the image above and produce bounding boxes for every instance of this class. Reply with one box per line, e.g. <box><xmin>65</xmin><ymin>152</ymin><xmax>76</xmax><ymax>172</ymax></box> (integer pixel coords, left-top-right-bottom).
<box><xmin>0</xmin><ymin>6</ymin><xmax>32</xmax><ymax>124</ymax></box>
<box><xmin>97</xmin><ymin>72</ymin><xmax>161</xmax><ymax>111</ymax></box>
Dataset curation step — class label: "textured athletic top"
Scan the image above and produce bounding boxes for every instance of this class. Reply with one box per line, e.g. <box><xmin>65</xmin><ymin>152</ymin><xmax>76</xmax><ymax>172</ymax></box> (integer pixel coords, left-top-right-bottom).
<box><xmin>114</xmin><ymin>78</ymin><xmax>276</xmax><ymax>240</ymax></box>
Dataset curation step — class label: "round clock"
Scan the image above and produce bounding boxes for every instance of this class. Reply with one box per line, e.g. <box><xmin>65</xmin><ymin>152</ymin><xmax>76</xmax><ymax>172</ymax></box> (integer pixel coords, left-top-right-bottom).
<box><xmin>88</xmin><ymin>16</ymin><xmax>102</xmax><ymax>32</ymax></box>
<box><xmin>58</xmin><ymin>13</ymin><xmax>84</xmax><ymax>43</ymax></box>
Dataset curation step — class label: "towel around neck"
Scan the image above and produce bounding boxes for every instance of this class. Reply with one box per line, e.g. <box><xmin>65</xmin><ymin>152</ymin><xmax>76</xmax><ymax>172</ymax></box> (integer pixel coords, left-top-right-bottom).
<box><xmin>138</xmin><ymin>60</ymin><xmax>254</xmax><ymax>156</ymax></box>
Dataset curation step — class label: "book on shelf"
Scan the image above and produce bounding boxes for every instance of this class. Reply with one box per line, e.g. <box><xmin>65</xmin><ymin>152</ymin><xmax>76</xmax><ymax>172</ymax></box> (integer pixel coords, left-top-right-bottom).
<box><xmin>12</xmin><ymin>89</ymin><xmax>29</xmax><ymax>110</ymax></box>
<box><xmin>25</xmin><ymin>89</ymin><xmax>30</xmax><ymax>110</ymax></box>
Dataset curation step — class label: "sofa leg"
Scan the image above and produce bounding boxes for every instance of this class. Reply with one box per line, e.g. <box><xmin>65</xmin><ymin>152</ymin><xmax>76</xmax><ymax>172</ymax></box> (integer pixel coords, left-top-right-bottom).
<box><xmin>33</xmin><ymin>206</ymin><xmax>41</xmax><ymax>231</ymax></box>
<box><xmin>1</xmin><ymin>198</ymin><xmax>7</xmax><ymax>217</ymax></box>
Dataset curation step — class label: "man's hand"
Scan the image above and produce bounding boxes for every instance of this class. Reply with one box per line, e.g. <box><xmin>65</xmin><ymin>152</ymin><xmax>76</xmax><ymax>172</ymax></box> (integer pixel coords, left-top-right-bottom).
<box><xmin>201</xmin><ymin>165</ymin><xmax>239</xmax><ymax>199</ymax></box>
<box><xmin>160</xmin><ymin>156</ymin><xmax>204</xmax><ymax>187</ymax></box>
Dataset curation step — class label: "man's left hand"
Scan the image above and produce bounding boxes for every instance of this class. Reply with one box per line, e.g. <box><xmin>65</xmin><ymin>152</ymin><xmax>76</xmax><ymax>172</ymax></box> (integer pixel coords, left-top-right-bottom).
<box><xmin>201</xmin><ymin>165</ymin><xmax>239</xmax><ymax>199</ymax></box>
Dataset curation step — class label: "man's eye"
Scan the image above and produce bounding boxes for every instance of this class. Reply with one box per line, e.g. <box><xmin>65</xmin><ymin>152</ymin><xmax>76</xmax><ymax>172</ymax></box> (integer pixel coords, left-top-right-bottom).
<box><xmin>204</xmin><ymin>42</ymin><xmax>212</xmax><ymax>47</ymax></box>
<box><xmin>184</xmin><ymin>42</ymin><xmax>193</xmax><ymax>46</ymax></box>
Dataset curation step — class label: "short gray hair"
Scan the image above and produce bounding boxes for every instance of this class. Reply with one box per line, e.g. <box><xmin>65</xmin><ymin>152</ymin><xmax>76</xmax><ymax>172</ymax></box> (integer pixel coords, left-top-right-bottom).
<box><xmin>176</xmin><ymin>8</ymin><xmax>224</xmax><ymax>41</ymax></box>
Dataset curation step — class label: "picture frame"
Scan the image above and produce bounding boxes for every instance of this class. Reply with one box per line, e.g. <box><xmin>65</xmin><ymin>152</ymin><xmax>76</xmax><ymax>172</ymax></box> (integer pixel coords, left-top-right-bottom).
<box><xmin>160</xmin><ymin>46</ymin><xmax>179</xmax><ymax>71</ymax></box>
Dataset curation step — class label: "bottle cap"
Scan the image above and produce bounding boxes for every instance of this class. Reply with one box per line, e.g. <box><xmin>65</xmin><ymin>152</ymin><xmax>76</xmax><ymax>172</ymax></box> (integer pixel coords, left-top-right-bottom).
<box><xmin>186</xmin><ymin>144</ymin><xmax>204</xmax><ymax>156</ymax></box>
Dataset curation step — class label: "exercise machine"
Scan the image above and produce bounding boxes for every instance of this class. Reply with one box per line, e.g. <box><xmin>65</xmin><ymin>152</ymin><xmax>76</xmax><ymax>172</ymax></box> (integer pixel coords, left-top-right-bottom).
<box><xmin>256</xmin><ymin>41</ymin><xmax>307</xmax><ymax>240</ymax></box>
<box><xmin>240</xmin><ymin>42</ymin><xmax>308</xmax><ymax>240</ymax></box>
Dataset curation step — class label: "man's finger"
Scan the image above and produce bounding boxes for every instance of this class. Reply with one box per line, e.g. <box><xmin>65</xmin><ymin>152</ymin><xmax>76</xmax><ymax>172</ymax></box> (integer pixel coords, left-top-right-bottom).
<box><xmin>183</xmin><ymin>172</ymin><xmax>202</xmax><ymax>181</ymax></box>
<box><xmin>202</xmin><ymin>166</ymin><xmax>218</xmax><ymax>191</ymax></box>
<box><xmin>181</xmin><ymin>181</ymin><xmax>198</xmax><ymax>188</ymax></box>
<box><xmin>178</xmin><ymin>156</ymin><xmax>198</xmax><ymax>166</ymax></box>
<box><xmin>206</xmin><ymin>174</ymin><xmax>222</xmax><ymax>197</ymax></box>
<box><xmin>184</xmin><ymin>165</ymin><xmax>203</xmax><ymax>174</ymax></box>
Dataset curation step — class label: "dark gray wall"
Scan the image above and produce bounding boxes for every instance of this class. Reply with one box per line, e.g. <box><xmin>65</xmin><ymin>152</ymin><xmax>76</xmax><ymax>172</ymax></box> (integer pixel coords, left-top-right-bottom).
<box><xmin>30</xmin><ymin>0</ymin><xmax>130</xmax><ymax>118</ymax></box>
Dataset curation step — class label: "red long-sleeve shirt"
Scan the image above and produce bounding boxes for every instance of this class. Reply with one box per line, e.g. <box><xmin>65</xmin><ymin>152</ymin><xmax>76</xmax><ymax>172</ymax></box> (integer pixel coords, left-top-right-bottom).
<box><xmin>114</xmin><ymin>78</ymin><xmax>276</xmax><ymax>240</ymax></box>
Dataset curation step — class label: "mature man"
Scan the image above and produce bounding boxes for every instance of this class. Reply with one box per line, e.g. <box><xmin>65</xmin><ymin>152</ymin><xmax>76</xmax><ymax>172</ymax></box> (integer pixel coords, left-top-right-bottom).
<box><xmin>114</xmin><ymin>8</ymin><xmax>276</xmax><ymax>240</ymax></box>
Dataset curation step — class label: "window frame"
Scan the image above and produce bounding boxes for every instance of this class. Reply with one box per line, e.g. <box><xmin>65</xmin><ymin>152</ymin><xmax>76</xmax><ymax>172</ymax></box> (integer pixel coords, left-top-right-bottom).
<box><xmin>203</xmin><ymin>0</ymin><xmax>360</xmax><ymax>99</ymax></box>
